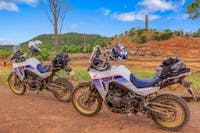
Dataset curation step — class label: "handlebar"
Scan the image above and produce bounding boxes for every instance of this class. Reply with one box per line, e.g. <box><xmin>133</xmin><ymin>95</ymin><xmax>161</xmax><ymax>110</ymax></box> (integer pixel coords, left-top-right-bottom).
<box><xmin>88</xmin><ymin>46</ymin><xmax>111</xmax><ymax>71</ymax></box>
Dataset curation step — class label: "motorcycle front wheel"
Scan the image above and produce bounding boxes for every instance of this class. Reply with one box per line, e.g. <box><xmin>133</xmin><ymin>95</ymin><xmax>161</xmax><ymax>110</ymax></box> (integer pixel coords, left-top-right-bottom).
<box><xmin>53</xmin><ymin>78</ymin><xmax>73</xmax><ymax>102</ymax></box>
<box><xmin>72</xmin><ymin>85</ymin><xmax>102</xmax><ymax>116</ymax></box>
<box><xmin>151</xmin><ymin>94</ymin><xmax>190</xmax><ymax>131</ymax></box>
<box><xmin>8</xmin><ymin>72</ymin><xmax>26</xmax><ymax>95</ymax></box>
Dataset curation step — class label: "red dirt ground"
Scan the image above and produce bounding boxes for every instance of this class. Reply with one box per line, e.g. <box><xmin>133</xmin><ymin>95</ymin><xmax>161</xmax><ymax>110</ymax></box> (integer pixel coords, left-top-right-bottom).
<box><xmin>0</xmin><ymin>84</ymin><xmax>200</xmax><ymax>133</ymax></box>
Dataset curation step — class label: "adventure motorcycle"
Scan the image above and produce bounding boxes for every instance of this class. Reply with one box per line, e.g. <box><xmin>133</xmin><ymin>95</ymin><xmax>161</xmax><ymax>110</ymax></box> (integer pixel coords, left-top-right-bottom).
<box><xmin>72</xmin><ymin>44</ymin><xmax>191</xmax><ymax>131</ymax></box>
<box><xmin>8</xmin><ymin>40</ymin><xmax>73</xmax><ymax>102</ymax></box>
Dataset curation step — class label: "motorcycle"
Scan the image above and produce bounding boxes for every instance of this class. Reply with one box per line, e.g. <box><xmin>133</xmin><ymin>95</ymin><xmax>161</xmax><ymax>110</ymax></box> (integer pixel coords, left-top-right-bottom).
<box><xmin>72</xmin><ymin>45</ymin><xmax>191</xmax><ymax>131</ymax></box>
<box><xmin>8</xmin><ymin>41</ymin><xmax>73</xmax><ymax>102</ymax></box>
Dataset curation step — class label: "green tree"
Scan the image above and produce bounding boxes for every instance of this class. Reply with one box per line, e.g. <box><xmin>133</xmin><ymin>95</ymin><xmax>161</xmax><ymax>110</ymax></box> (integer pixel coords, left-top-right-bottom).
<box><xmin>198</xmin><ymin>28</ymin><xmax>200</xmax><ymax>33</ymax></box>
<box><xmin>129</xmin><ymin>28</ymin><xmax>135</xmax><ymax>36</ymax></box>
<box><xmin>187</xmin><ymin>0</ymin><xmax>200</xmax><ymax>20</ymax></box>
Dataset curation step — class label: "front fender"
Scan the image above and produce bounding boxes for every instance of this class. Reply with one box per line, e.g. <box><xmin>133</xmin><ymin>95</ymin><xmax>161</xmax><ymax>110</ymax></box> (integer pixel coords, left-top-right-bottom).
<box><xmin>73</xmin><ymin>81</ymin><xmax>103</xmax><ymax>100</ymax></box>
<box><xmin>7</xmin><ymin>71</ymin><xmax>15</xmax><ymax>81</ymax></box>
<box><xmin>76</xmin><ymin>81</ymin><xmax>91</xmax><ymax>88</ymax></box>
<box><xmin>72</xmin><ymin>81</ymin><xmax>92</xmax><ymax>94</ymax></box>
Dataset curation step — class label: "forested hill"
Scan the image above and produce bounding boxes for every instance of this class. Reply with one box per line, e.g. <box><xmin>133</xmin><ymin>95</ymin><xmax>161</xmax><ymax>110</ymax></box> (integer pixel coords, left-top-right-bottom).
<box><xmin>20</xmin><ymin>32</ymin><xmax>111</xmax><ymax>53</ymax></box>
<box><xmin>0</xmin><ymin>32</ymin><xmax>111</xmax><ymax>58</ymax></box>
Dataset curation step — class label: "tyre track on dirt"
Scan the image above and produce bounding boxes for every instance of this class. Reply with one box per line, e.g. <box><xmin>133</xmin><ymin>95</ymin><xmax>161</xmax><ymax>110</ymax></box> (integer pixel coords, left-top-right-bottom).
<box><xmin>0</xmin><ymin>85</ymin><xmax>200</xmax><ymax>133</ymax></box>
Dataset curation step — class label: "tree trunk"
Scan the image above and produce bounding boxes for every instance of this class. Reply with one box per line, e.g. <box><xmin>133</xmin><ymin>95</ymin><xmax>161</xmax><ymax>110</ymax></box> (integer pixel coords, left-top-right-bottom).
<box><xmin>54</xmin><ymin>1</ymin><xmax>59</xmax><ymax>54</ymax></box>
<box><xmin>54</xmin><ymin>23</ymin><xmax>59</xmax><ymax>54</ymax></box>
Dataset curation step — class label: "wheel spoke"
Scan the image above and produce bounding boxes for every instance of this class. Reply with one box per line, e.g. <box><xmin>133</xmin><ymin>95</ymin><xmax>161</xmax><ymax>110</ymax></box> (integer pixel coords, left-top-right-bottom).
<box><xmin>73</xmin><ymin>86</ymin><xmax>101</xmax><ymax>115</ymax></box>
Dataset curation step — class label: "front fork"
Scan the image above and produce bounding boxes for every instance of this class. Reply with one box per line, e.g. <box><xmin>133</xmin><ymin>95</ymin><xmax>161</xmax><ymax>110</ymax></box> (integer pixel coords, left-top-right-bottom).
<box><xmin>86</xmin><ymin>84</ymin><xmax>99</xmax><ymax>102</ymax></box>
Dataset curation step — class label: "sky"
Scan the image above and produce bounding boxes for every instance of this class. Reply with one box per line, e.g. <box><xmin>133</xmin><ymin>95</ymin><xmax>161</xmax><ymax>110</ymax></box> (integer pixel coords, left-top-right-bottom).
<box><xmin>0</xmin><ymin>0</ymin><xmax>199</xmax><ymax>45</ymax></box>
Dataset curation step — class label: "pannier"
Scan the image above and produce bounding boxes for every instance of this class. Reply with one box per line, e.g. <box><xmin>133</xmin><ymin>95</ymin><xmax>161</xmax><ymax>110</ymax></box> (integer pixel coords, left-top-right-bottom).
<box><xmin>156</xmin><ymin>57</ymin><xmax>190</xmax><ymax>79</ymax></box>
<box><xmin>52</xmin><ymin>52</ymin><xmax>70</xmax><ymax>68</ymax></box>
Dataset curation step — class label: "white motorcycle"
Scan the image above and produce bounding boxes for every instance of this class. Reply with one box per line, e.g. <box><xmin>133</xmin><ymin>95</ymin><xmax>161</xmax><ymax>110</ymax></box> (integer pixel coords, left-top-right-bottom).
<box><xmin>8</xmin><ymin>41</ymin><xmax>73</xmax><ymax>102</ymax></box>
<box><xmin>72</xmin><ymin>45</ymin><xmax>191</xmax><ymax>131</ymax></box>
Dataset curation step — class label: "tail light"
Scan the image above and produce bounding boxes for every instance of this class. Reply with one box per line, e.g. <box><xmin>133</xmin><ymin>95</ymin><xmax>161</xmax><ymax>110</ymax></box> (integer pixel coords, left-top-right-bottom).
<box><xmin>181</xmin><ymin>76</ymin><xmax>186</xmax><ymax>80</ymax></box>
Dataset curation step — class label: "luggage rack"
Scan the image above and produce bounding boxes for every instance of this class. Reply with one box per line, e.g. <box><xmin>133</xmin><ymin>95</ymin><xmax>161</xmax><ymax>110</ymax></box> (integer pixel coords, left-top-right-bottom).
<box><xmin>157</xmin><ymin>72</ymin><xmax>192</xmax><ymax>88</ymax></box>
<box><xmin>158</xmin><ymin>72</ymin><xmax>199</xmax><ymax>102</ymax></box>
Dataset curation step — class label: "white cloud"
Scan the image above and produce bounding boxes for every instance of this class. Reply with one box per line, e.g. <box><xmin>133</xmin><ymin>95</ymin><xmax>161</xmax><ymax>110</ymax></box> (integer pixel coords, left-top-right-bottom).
<box><xmin>104</xmin><ymin>9</ymin><xmax>111</xmax><ymax>16</ymax></box>
<box><xmin>17</xmin><ymin>0</ymin><xmax>38</xmax><ymax>3</ymax></box>
<box><xmin>138</xmin><ymin>0</ymin><xmax>174</xmax><ymax>12</ymax></box>
<box><xmin>149</xmin><ymin>14</ymin><xmax>160</xmax><ymax>20</ymax></box>
<box><xmin>79</xmin><ymin>21</ymin><xmax>87</xmax><ymax>25</ymax></box>
<box><xmin>182</xmin><ymin>13</ymin><xmax>189</xmax><ymax>19</ymax></box>
<box><xmin>69</xmin><ymin>24</ymin><xmax>78</xmax><ymax>30</ymax></box>
<box><xmin>114</xmin><ymin>11</ymin><xmax>160</xmax><ymax>22</ymax></box>
<box><xmin>167</xmin><ymin>13</ymin><xmax>189</xmax><ymax>20</ymax></box>
<box><xmin>138</xmin><ymin>0</ymin><xmax>186</xmax><ymax>12</ymax></box>
<box><xmin>0</xmin><ymin>38</ymin><xmax>13</xmax><ymax>45</ymax></box>
<box><xmin>0</xmin><ymin>0</ymin><xmax>38</xmax><ymax>11</ymax></box>
<box><xmin>0</xmin><ymin>1</ymin><xmax>18</xmax><ymax>11</ymax></box>
<box><xmin>181</xmin><ymin>0</ymin><xmax>186</xmax><ymax>6</ymax></box>
<box><xmin>99</xmin><ymin>8</ymin><xmax>111</xmax><ymax>16</ymax></box>
<box><xmin>113</xmin><ymin>0</ymin><xmax>186</xmax><ymax>22</ymax></box>
<box><xmin>114</xmin><ymin>12</ymin><xmax>143</xmax><ymax>22</ymax></box>
<box><xmin>17</xmin><ymin>0</ymin><xmax>38</xmax><ymax>4</ymax></box>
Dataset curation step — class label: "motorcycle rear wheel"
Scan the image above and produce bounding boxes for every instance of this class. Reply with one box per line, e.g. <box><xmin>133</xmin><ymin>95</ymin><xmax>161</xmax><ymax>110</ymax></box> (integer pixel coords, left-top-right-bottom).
<box><xmin>152</xmin><ymin>94</ymin><xmax>190</xmax><ymax>131</ymax></box>
<box><xmin>72</xmin><ymin>85</ymin><xmax>102</xmax><ymax>116</ymax></box>
<box><xmin>53</xmin><ymin>78</ymin><xmax>73</xmax><ymax>102</ymax></box>
<box><xmin>8</xmin><ymin>72</ymin><xmax>26</xmax><ymax>95</ymax></box>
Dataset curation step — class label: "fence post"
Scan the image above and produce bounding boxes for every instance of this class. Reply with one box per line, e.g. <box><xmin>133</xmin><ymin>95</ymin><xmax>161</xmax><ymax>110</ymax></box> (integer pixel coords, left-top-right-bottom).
<box><xmin>3</xmin><ymin>61</ymin><xmax>7</xmax><ymax>67</ymax></box>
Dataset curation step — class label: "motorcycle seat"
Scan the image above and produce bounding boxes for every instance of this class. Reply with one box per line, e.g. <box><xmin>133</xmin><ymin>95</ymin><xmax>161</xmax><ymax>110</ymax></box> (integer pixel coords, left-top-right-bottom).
<box><xmin>37</xmin><ymin>64</ymin><xmax>51</xmax><ymax>74</ymax></box>
<box><xmin>130</xmin><ymin>74</ymin><xmax>160</xmax><ymax>88</ymax></box>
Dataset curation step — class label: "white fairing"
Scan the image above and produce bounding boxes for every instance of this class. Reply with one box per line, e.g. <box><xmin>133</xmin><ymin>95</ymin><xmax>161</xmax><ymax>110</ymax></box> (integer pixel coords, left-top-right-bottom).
<box><xmin>89</xmin><ymin>65</ymin><xmax>159</xmax><ymax>98</ymax></box>
<box><xmin>13</xmin><ymin>58</ymin><xmax>52</xmax><ymax>80</ymax></box>
<box><xmin>13</xmin><ymin>58</ymin><xmax>40</xmax><ymax>69</ymax></box>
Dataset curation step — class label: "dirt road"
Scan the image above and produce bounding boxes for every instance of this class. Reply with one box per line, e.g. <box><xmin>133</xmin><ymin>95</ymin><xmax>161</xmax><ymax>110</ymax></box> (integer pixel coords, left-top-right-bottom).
<box><xmin>0</xmin><ymin>85</ymin><xmax>200</xmax><ymax>133</ymax></box>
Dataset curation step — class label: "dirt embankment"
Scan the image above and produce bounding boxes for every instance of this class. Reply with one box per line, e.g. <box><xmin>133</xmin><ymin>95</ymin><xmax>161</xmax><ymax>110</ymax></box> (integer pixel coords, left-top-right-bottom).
<box><xmin>111</xmin><ymin>34</ymin><xmax>200</xmax><ymax>58</ymax></box>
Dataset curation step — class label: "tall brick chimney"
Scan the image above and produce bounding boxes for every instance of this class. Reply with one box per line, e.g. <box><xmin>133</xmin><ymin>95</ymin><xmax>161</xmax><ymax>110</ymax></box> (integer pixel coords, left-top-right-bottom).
<box><xmin>84</xmin><ymin>33</ymin><xmax>86</xmax><ymax>50</ymax></box>
<box><xmin>145</xmin><ymin>15</ymin><xmax>148</xmax><ymax>31</ymax></box>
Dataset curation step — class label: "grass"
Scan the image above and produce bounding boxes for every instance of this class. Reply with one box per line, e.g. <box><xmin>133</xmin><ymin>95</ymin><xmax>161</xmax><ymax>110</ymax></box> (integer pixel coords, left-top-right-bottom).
<box><xmin>186</xmin><ymin>73</ymin><xmax>200</xmax><ymax>89</ymax></box>
<box><xmin>131</xmin><ymin>69</ymin><xmax>155</xmax><ymax>78</ymax></box>
<box><xmin>1</xmin><ymin>68</ymin><xmax>200</xmax><ymax>90</ymax></box>
<box><xmin>73</xmin><ymin>68</ymin><xmax>90</xmax><ymax>81</ymax></box>
<box><xmin>0</xmin><ymin>70</ymin><xmax>10</xmax><ymax>84</ymax></box>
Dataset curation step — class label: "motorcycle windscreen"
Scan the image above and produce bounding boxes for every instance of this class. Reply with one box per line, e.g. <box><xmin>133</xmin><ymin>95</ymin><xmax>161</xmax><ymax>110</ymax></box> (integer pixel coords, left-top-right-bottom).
<box><xmin>12</xmin><ymin>44</ymin><xmax>23</xmax><ymax>54</ymax></box>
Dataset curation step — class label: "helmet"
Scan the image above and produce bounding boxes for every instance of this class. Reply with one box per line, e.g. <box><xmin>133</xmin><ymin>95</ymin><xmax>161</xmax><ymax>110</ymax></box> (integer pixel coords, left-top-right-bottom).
<box><xmin>110</xmin><ymin>42</ymin><xmax>128</xmax><ymax>61</ymax></box>
<box><xmin>28</xmin><ymin>40</ymin><xmax>42</xmax><ymax>54</ymax></box>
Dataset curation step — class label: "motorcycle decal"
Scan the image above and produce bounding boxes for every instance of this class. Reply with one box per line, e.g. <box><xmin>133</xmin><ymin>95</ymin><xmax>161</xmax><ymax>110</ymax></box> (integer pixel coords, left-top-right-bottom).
<box><xmin>93</xmin><ymin>79</ymin><xmax>102</xmax><ymax>89</ymax></box>
<box><xmin>25</xmin><ymin>65</ymin><xmax>34</xmax><ymax>70</ymax></box>
<box><xmin>92</xmin><ymin>75</ymin><xmax>120</xmax><ymax>80</ymax></box>
<box><xmin>114</xmin><ymin>76</ymin><xmax>129</xmax><ymax>84</ymax></box>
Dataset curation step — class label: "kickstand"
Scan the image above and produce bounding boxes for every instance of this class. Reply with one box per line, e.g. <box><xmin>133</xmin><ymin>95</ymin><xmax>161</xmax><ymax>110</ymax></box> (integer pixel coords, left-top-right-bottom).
<box><xmin>125</xmin><ymin>112</ymin><xmax>132</xmax><ymax>119</ymax></box>
<box><xmin>36</xmin><ymin>90</ymin><xmax>40</xmax><ymax>95</ymax></box>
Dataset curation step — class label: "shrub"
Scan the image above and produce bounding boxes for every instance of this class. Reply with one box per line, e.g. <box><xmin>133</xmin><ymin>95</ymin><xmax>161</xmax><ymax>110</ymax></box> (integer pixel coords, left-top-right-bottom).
<box><xmin>185</xmin><ymin>33</ymin><xmax>190</xmax><ymax>37</ymax></box>
<box><xmin>137</xmin><ymin>34</ymin><xmax>147</xmax><ymax>43</ymax></box>
<box><xmin>129</xmin><ymin>28</ymin><xmax>135</xmax><ymax>36</ymax></box>
<box><xmin>137</xmin><ymin>29</ymin><xmax>145</xmax><ymax>36</ymax></box>
<box><xmin>124</xmin><ymin>31</ymin><xmax>129</xmax><ymax>35</ymax></box>
<box><xmin>192</xmin><ymin>32</ymin><xmax>200</xmax><ymax>37</ymax></box>
<box><xmin>0</xmin><ymin>50</ymin><xmax>11</xmax><ymax>58</ymax></box>
<box><xmin>34</xmin><ymin>52</ymin><xmax>50</xmax><ymax>61</ymax></box>
<box><xmin>164</xmin><ymin>29</ymin><xmax>172</xmax><ymax>32</ymax></box>
<box><xmin>151</xmin><ymin>32</ymin><xmax>160</xmax><ymax>41</ymax></box>
<box><xmin>114</xmin><ymin>34</ymin><xmax>118</xmax><ymax>38</ymax></box>
<box><xmin>160</xmin><ymin>31</ymin><xmax>173</xmax><ymax>40</ymax></box>
<box><xmin>174</xmin><ymin>30</ymin><xmax>184</xmax><ymax>36</ymax></box>
<box><xmin>119</xmin><ymin>33</ymin><xmax>124</xmax><ymax>37</ymax></box>
<box><xmin>198</xmin><ymin>28</ymin><xmax>200</xmax><ymax>34</ymax></box>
